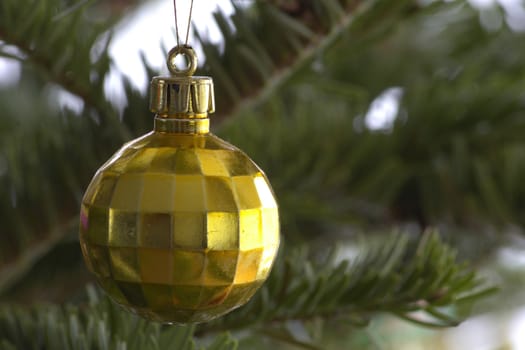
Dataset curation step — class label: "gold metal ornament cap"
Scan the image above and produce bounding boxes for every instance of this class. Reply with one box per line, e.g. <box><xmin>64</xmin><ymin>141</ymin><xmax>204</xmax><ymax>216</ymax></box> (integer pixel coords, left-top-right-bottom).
<box><xmin>149</xmin><ymin>46</ymin><xmax>215</xmax><ymax>117</ymax></box>
<box><xmin>149</xmin><ymin>76</ymin><xmax>215</xmax><ymax>116</ymax></box>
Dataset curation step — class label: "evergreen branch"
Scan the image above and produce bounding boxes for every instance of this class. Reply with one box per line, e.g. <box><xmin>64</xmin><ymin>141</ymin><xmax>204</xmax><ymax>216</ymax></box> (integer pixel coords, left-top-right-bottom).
<box><xmin>216</xmin><ymin>2</ymin><xmax>525</xmax><ymax>233</ymax></box>
<box><xmin>217</xmin><ymin>96</ymin><xmax>400</xmax><ymax>238</ymax></box>
<box><xmin>0</xmin><ymin>1</ymin><xmax>149</xmax><ymax>282</ymax></box>
<box><xmin>194</xmin><ymin>230</ymin><xmax>494</xmax><ymax>345</ymax></box>
<box><xmin>0</xmin><ymin>0</ymin><xmax>130</xmax><ymax>140</ymax></box>
<box><xmin>2</xmin><ymin>1</ymin><xmax>519</xmax><ymax>293</ymax></box>
<box><xmin>197</xmin><ymin>0</ymin><xmax>419</xmax><ymax>123</ymax></box>
<box><xmin>0</xmin><ymin>94</ymin><xmax>121</xmax><ymax>289</ymax></box>
<box><xmin>0</xmin><ymin>1</ymin><xmax>516</xmax><ymax>330</ymax></box>
<box><xmin>0</xmin><ymin>231</ymin><xmax>492</xmax><ymax>349</ymax></box>
<box><xmin>0</xmin><ymin>286</ymin><xmax>237</xmax><ymax>350</ymax></box>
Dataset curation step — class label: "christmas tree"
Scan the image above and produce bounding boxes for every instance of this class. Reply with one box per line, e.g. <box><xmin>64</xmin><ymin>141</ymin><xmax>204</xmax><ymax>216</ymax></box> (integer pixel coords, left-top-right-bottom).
<box><xmin>1</xmin><ymin>0</ymin><xmax>524</xmax><ymax>348</ymax></box>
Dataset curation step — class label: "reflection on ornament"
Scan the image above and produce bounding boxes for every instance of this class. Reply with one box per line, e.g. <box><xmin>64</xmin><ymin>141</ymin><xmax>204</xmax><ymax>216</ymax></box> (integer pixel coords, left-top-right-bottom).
<box><xmin>79</xmin><ymin>46</ymin><xmax>280</xmax><ymax>324</ymax></box>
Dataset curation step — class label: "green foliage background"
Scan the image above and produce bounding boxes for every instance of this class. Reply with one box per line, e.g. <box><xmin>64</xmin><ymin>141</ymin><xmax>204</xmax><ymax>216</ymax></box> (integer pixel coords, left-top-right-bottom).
<box><xmin>1</xmin><ymin>0</ymin><xmax>524</xmax><ymax>348</ymax></box>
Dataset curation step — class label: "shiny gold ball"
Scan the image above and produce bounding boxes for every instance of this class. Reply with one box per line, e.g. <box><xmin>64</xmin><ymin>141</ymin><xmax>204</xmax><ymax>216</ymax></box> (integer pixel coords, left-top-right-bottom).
<box><xmin>79</xmin><ymin>130</ymin><xmax>280</xmax><ymax>323</ymax></box>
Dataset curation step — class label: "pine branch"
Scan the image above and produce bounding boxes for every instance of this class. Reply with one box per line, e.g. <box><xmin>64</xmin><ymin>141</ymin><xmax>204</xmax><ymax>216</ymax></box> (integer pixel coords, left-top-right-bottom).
<box><xmin>217</xmin><ymin>2</ymin><xmax>525</xmax><ymax>232</ymax></box>
<box><xmin>0</xmin><ymin>0</ymin><xmax>149</xmax><ymax>285</ymax></box>
<box><xmin>197</xmin><ymin>0</ymin><xmax>420</xmax><ymax>122</ymax></box>
<box><xmin>0</xmin><ymin>0</ymin><xmax>519</xmax><ymax>308</ymax></box>
<box><xmin>332</xmin><ymin>3</ymin><xmax>525</xmax><ymax>226</ymax></box>
<box><xmin>0</xmin><ymin>286</ymin><xmax>237</xmax><ymax>350</ymax></box>
<box><xmin>0</xmin><ymin>96</ymin><xmax>118</xmax><ymax>292</ymax></box>
<box><xmin>0</xmin><ymin>0</ymin><xmax>130</xmax><ymax>139</ymax></box>
<box><xmin>0</xmin><ymin>231</ymin><xmax>493</xmax><ymax>349</ymax></box>
<box><xmin>194</xmin><ymin>230</ymin><xmax>495</xmax><ymax>347</ymax></box>
<box><xmin>218</xmin><ymin>93</ymin><xmax>394</xmax><ymax>231</ymax></box>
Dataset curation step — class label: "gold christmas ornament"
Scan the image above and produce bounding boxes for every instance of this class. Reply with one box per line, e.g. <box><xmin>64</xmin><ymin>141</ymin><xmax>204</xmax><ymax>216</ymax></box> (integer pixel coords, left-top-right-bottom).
<box><xmin>79</xmin><ymin>36</ymin><xmax>280</xmax><ymax>322</ymax></box>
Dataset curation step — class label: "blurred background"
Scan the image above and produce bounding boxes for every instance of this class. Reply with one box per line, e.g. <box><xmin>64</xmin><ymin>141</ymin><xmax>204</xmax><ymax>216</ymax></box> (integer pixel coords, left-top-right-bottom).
<box><xmin>2</xmin><ymin>0</ymin><xmax>525</xmax><ymax>348</ymax></box>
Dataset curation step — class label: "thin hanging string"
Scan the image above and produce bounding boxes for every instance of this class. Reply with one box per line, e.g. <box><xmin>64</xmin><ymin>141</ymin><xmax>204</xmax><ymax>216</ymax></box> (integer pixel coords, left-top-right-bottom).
<box><xmin>173</xmin><ymin>0</ymin><xmax>195</xmax><ymax>47</ymax></box>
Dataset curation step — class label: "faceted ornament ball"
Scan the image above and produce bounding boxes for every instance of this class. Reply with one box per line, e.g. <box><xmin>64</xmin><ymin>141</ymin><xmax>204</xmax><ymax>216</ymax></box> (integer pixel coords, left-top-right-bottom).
<box><xmin>79</xmin><ymin>132</ymin><xmax>280</xmax><ymax>323</ymax></box>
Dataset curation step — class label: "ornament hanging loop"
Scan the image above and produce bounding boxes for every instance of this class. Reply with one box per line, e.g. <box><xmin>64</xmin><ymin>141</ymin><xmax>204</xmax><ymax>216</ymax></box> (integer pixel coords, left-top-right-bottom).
<box><xmin>167</xmin><ymin>45</ymin><xmax>198</xmax><ymax>77</ymax></box>
<box><xmin>170</xmin><ymin>0</ymin><xmax>197</xmax><ymax>77</ymax></box>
